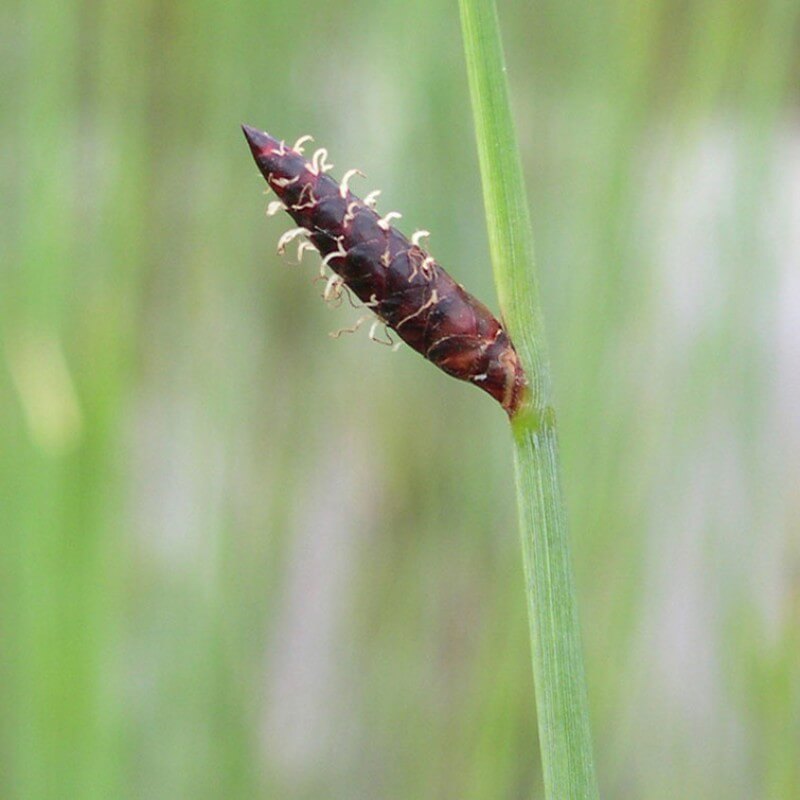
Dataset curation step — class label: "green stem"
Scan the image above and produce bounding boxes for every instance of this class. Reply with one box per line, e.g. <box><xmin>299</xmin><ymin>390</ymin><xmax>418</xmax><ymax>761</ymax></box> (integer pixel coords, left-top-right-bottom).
<box><xmin>458</xmin><ymin>0</ymin><xmax>599</xmax><ymax>797</ymax></box>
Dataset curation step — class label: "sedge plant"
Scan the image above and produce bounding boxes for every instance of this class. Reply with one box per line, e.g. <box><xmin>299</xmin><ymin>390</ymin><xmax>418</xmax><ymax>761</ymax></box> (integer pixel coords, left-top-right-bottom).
<box><xmin>241</xmin><ymin>2</ymin><xmax>599</xmax><ymax>793</ymax></box>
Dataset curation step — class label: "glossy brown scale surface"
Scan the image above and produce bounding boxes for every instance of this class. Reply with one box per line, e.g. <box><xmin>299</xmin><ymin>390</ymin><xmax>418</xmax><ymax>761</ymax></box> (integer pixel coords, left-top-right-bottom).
<box><xmin>243</xmin><ymin>125</ymin><xmax>527</xmax><ymax>414</ymax></box>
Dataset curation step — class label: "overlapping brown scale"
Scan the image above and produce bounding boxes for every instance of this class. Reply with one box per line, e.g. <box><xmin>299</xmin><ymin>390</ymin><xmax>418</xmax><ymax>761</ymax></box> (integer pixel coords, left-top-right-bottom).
<box><xmin>242</xmin><ymin>125</ymin><xmax>527</xmax><ymax>414</ymax></box>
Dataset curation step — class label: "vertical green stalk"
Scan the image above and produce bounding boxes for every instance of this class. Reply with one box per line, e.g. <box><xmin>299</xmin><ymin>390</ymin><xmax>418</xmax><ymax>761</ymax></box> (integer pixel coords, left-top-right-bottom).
<box><xmin>458</xmin><ymin>1</ymin><xmax>599</xmax><ymax>797</ymax></box>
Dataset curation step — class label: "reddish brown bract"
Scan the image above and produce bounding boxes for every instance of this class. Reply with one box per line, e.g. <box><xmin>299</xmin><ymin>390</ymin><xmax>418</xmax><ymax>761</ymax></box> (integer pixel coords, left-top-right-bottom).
<box><xmin>242</xmin><ymin>125</ymin><xmax>527</xmax><ymax>414</ymax></box>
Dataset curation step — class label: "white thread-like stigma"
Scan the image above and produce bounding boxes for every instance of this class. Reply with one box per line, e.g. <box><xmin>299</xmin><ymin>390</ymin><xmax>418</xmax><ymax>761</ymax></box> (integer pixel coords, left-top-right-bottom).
<box><xmin>297</xmin><ymin>241</ymin><xmax>315</xmax><ymax>262</ymax></box>
<box><xmin>330</xmin><ymin>315</ymin><xmax>369</xmax><ymax>339</ymax></box>
<box><xmin>291</xmin><ymin>183</ymin><xmax>317</xmax><ymax>211</ymax></box>
<box><xmin>377</xmin><ymin>211</ymin><xmax>402</xmax><ymax>231</ymax></box>
<box><xmin>271</xmin><ymin>175</ymin><xmax>299</xmax><ymax>188</ymax></box>
<box><xmin>421</xmin><ymin>256</ymin><xmax>436</xmax><ymax>278</ymax></box>
<box><xmin>411</xmin><ymin>230</ymin><xmax>430</xmax><ymax>247</ymax></box>
<box><xmin>367</xmin><ymin>321</ymin><xmax>397</xmax><ymax>348</ymax></box>
<box><xmin>396</xmin><ymin>289</ymin><xmax>439</xmax><ymax>329</ymax></box>
<box><xmin>277</xmin><ymin>227</ymin><xmax>310</xmax><ymax>254</ymax></box>
<box><xmin>368</xmin><ymin>320</ymin><xmax>383</xmax><ymax>342</ymax></box>
<box><xmin>309</xmin><ymin>148</ymin><xmax>333</xmax><ymax>175</ymax></box>
<box><xmin>266</xmin><ymin>200</ymin><xmax>285</xmax><ymax>217</ymax></box>
<box><xmin>293</xmin><ymin>134</ymin><xmax>314</xmax><ymax>154</ymax></box>
<box><xmin>324</xmin><ymin>274</ymin><xmax>344</xmax><ymax>302</ymax></box>
<box><xmin>319</xmin><ymin>243</ymin><xmax>347</xmax><ymax>276</ymax></box>
<box><xmin>339</xmin><ymin>169</ymin><xmax>365</xmax><ymax>198</ymax></box>
<box><xmin>343</xmin><ymin>201</ymin><xmax>360</xmax><ymax>227</ymax></box>
<box><xmin>320</xmin><ymin>250</ymin><xmax>345</xmax><ymax>269</ymax></box>
<box><xmin>363</xmin><ymin>190</ymin><xmax>381</xmax><ymax>209</ymax></box>
<box><xmin>407</xmin><ymin>250</ymin><xmax>423</xmax><ymax>281</ymax></box>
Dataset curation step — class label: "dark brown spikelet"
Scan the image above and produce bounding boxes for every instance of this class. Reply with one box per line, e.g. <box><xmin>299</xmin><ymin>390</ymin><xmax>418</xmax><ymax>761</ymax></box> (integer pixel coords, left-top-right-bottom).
<box><xmin>242</xmin><ymin>125</ymin><xmax>527</xmax><ymax>415</ymax></box>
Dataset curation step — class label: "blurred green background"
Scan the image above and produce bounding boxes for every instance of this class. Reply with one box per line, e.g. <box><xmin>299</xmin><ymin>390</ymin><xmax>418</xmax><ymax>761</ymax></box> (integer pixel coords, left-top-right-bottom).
<box><xmin>2</xmin><ymin>0</ymin><xmax>799</xmax><ymax>797</ymax></box>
